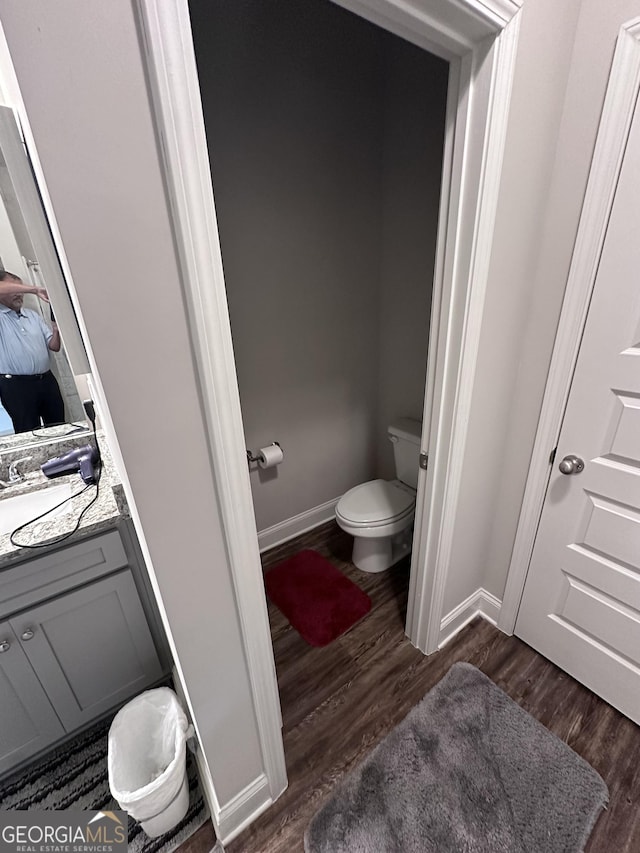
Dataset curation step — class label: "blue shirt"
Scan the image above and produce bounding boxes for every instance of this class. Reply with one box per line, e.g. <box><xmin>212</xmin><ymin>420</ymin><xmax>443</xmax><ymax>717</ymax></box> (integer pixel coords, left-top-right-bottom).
<box><xmin>0</xmin><ymin>305</ymin><xmax>53</xmax><ymax>374</ymax></box>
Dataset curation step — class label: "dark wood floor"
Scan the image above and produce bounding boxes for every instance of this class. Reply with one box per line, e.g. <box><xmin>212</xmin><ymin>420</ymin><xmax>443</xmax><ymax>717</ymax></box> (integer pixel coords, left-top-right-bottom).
<box><xmin>179</xmin><ymin>521</ymin><xmax>640</xmax><ymax>853</ymax></box>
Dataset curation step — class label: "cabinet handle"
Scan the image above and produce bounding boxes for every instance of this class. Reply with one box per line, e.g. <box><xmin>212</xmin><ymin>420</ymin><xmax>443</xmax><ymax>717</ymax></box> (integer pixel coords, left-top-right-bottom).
<box><xmin>0</xmin><ymin>640</ymin><xmax>10</xmax><ymax>653</ymax></box>
<box><xmin>20</xmin><ymin>629</ymin><xmax>35</xmax><ymax>641</ymax></box>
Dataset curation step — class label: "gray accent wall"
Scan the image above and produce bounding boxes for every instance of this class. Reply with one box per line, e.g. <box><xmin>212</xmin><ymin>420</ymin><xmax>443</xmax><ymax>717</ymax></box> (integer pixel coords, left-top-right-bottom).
<box><xmin>191</xmin><ymin>0</ymin><xmax>447</xmax><ymax>530</ymax></box>
<box><xmin>377</xmin><ymin>42</ymin><xmax>448</xmax><ymax>481</ymax></box>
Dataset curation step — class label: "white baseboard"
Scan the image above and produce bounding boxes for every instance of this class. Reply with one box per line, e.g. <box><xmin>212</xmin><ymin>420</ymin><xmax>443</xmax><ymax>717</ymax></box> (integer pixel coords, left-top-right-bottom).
<box><xmin>438</xmin><ymin>587</ymin><xmax>502</xmax><ymax>649</ymax></box>
<box><xmin>258</xmin><ymin>497</ymin><xmax>339</xmax><ymax>553</ymax></box>
<box><xmin>215</xmin><ymin>773</ymin><xmax>273</xmax><ymax>845</ymax></box>
<box><xmin>169</xmin><ymin>669</ymin><xmax>273</xmax><ymax>846</ymax></box>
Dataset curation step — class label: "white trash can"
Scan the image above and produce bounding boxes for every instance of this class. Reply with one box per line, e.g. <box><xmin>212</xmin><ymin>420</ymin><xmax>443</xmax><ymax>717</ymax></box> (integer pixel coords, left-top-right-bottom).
<box><xmin>108</xmin><ymin>687</ymin><xmax>194</xmax><ymax>838</ymax></box>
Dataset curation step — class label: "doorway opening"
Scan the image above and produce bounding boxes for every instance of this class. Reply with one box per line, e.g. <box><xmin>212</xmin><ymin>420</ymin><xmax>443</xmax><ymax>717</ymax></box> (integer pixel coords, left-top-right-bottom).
<box><xmin>138</xmin><ymin>0</ymin><xmax>521</xmax><ymax>836</ymax></box>
<box><xmin>188</xmin><ymin>0</ymin><xmax>448</xmax><ymax>615</ymax></box>
<box><xmin>188</xmin><ymin>0</ymin><xmax>449</xmax><ymax>763</ymax></box>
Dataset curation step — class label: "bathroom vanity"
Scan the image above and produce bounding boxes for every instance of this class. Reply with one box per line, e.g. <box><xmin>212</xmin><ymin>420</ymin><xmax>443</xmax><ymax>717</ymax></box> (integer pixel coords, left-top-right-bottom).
<box><xmin>0</xmin><ymin>435</ymin><xmax>170</xmax><ymax>777</ymax></box>
<box><xmin>0</xmin><ymin>101</ymin><xmax>171</xmax><ymax>777</ymax></box>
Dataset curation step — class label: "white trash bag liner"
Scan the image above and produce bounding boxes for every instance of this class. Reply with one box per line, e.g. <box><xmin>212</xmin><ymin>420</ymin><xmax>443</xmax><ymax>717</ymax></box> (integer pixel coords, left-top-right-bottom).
<box><xmin>108</xmin><ymin>687</ymin><xmax>194</xmax><ymax>838</ymax></box>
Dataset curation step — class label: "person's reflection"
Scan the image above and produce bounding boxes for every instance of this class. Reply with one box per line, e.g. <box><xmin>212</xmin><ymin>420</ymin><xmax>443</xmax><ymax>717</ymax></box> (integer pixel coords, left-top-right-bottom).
<box><xmin>0</xmin><ymin>270</ymin><xmax>64</xmax><ymax>432</ymax></box>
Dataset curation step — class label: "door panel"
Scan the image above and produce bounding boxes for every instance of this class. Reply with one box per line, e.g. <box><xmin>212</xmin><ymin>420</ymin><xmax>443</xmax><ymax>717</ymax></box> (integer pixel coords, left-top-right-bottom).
<box><xmin>11</xmin><ymin>571</ymin><xmax>162</xmax><ymax>731</ymax></box>
<box><xmin>0</xmin><ymin>621</ymin><xmax>64</xmax><ymax>774</ymax></box>
<box><xmin>515</xmin><ymin>96</ymin><xmax>640</xmax><ymax>724</ymax></box>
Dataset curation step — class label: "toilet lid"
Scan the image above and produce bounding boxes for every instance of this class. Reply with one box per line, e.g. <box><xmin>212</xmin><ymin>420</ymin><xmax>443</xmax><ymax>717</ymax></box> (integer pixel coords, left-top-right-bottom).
<box><xmin>337</xmin><ymin>479</ymin><xmax>415</xmax><ymax>525</ymax></box>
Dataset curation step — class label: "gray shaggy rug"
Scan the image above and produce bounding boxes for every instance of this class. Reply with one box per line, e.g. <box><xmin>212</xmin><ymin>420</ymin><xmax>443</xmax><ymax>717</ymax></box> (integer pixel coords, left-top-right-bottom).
<box><xmin>305</xmin><ymin>662</ymin><xmax>607</xmax><ymax>853</ymax></box>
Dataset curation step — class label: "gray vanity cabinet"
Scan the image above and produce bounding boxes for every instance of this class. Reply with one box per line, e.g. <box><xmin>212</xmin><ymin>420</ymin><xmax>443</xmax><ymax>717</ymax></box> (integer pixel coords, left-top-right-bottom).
<box><xmin>0</xmin><ymin>620</ymin><xmax>65</xmax><ymax>775</ymax></box>
<box><xmin>0</xmin><ymin>529</ymin><xmax>166</xmax><ymax>778</ymax></box>
<box><xmin>9</xmin><ymin>571</ymin><xmax>163</xmax><ymax>732</ymax></box>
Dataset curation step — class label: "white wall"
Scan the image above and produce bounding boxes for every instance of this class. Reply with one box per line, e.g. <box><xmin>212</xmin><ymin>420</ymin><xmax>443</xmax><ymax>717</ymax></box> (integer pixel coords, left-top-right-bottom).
<box><xmin>442</xmin><ymin>0</ymin><xmax>582</xmax><ymax>614</ymax></box>
<box><xmin>0</xmin><ymin>0</ymin><xmax>265</xmax><ymax>814</ymax></box>
<box><xmin>482</xmin><ymin>0</ymin><xmax>640</xmax><ymax>603</ymax></box>
<box><xmin>192</xmin><ymin>1</ymin><xmax>448</xmax><ymax>526</ymax></box>
<box><xmin>443</xmin><ymin>0</ymin><xmax>640</xmax><ymax>615</ymax></box>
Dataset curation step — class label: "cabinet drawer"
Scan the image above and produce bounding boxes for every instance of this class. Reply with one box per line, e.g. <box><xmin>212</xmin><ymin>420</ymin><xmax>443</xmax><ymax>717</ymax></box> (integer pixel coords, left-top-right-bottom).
<box><xmin>0</xmin><ymin>530</ymin><xmax>127</xmax><ymax>619</ymax></box>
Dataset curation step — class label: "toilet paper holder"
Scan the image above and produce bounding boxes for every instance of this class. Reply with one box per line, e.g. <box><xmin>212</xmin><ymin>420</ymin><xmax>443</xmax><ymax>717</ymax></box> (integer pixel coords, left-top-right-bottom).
<box><xmin>247</xmin><ymin>441</ymin><xmax>281</xmax><ymax>466</ymax></box>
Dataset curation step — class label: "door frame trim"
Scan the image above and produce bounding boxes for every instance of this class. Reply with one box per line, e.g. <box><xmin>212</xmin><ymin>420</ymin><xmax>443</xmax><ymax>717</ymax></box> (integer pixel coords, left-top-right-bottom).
<box><xmin>136</xmin><ymin>0</ymin><xmax>521</xmax><ymax>839</ymax></box>
<box><xmin>499</xmin><ymin>16</ymin><xmax>640</xmax><ymax>634</ymax></box>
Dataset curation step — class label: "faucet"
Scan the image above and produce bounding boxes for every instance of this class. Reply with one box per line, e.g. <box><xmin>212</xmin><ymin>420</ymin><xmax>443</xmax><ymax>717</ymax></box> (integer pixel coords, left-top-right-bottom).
<box><xmin>8</xmin><ymin>456</ymin><xmax>33</xmax><ymax>483</ymax></box>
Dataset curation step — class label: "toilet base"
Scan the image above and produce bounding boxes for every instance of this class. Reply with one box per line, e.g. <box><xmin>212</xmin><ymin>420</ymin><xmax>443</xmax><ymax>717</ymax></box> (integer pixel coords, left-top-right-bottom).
<box><xmin>352</xmin><ymin>536</ymin><xmax>392</xmax><ymax>573</ymax></box>
<box><xmin>352</xmin><ymin>527</ymin><xmax>413</xmax><ymax>573</ymax></box>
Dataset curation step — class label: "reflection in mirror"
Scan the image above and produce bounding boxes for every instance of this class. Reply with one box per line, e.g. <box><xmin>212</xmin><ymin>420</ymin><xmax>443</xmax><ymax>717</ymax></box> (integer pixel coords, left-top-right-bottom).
<box><xmin>0</xmin><ymin>271</ymin><xmax>84</xmax><ymax>437</ymax></box>
<box><xmin>0</xmin><ymin>111</ymin><xmax>87</xmax><ymax>441</ymax></box>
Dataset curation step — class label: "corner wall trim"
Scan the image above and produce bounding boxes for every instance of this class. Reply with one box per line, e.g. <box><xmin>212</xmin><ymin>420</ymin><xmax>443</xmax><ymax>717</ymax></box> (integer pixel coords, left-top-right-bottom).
<box><xmin>439</xmin><ymin>588</ymin><xmax>501</xmax><ymax>649</ymax></box>
<box><xmin>258</xmin><ymin>498</ymin><xmax>339</xmax><ymax>553</ymax></box>
<box><xmin>406</xmin><ymin>6</ymin><xmax>522</xmax><ymax>655</ymax></box>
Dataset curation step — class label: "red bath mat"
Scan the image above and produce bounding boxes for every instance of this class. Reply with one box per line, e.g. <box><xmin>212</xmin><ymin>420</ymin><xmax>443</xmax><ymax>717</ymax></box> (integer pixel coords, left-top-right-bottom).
<box><xmin>264</xmin><ymin>549</ymin><xmax>372</xmax><ymax>647</ymax></box>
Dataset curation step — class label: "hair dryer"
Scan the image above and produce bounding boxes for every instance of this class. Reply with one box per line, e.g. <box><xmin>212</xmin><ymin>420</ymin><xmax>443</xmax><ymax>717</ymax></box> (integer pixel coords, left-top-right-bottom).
<box><xmin>41</xmin><ymin>445</ymin><xmax>100</xmax><ymax>485</ymax></box>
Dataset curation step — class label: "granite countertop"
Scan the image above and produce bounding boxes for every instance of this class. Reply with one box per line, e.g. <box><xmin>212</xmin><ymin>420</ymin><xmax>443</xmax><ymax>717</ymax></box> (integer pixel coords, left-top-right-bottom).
<box><xmin>0</xmin><ymin>433</ymin><xmax>129</xmax><ymax>565</ymax></box>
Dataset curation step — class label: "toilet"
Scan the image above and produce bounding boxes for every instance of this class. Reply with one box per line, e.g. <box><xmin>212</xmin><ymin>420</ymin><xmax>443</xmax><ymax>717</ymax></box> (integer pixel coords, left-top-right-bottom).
<box><xmin>335</xmin><ymin>418</ymin><xmax>422</xmax><ymax>573</ymax></box>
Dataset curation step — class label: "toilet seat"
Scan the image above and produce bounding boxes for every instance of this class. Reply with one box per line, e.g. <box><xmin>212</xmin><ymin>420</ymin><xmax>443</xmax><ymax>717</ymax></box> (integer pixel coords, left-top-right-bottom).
<box><xmin>336</xmin><ymin>479</ymin><xmax>415</xmax><ymax>527</ymax></box>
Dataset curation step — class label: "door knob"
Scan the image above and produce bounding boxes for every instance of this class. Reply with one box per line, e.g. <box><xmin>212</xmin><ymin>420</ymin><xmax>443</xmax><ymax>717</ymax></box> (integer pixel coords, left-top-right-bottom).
<box><xmin>558</xmin><ymin>454</ymin><xmax>584</xmax><ymax>475</ymax></box>
<box><xmin>20</xmin><ymin>628</ymin><xmax>35</xmax><ymax>641</ymax></box>
<box><xmin>0</xmin><ymin>640</ymin><xmax>10</xmax><ymax>653</ymax></box>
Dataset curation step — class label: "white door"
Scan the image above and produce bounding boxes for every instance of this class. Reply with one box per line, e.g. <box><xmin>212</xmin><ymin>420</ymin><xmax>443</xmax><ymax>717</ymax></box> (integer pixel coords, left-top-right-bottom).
<box><xmin>515</xmin><ymin>96</ymin><xmax>640</xmax><ymax>725</ymax></box>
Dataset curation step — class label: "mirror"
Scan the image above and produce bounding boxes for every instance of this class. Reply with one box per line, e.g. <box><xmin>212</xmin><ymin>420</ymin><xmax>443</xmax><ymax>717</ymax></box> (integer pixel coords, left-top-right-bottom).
<box><xmin>0</xmin><ymin>106</ymin><xmax>90</xmax><ymax>444</ymax></box>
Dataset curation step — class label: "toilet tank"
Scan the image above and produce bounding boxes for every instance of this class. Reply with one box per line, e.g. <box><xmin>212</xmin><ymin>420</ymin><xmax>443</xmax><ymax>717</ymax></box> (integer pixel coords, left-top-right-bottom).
<box><xmin>388</xmin><ymin>418</ymin><xmax>422</xmax><ymax>489</ymax></box>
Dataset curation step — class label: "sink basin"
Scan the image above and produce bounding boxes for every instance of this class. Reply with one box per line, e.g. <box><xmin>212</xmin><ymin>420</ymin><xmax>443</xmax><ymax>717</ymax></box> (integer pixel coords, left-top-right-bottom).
<box><xmin>0</xmin><ymin>484</ymin><xmax>74</xmax><ymax>536</ymax></box>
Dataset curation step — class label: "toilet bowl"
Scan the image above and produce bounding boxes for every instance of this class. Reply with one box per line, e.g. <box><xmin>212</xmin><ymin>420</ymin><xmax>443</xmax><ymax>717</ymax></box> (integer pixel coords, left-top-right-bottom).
<box><xmin>336</xmin><ymin>478</ymin><xmax>416</xmax><ymax>573</ymax></box>
<box><xmin>335</xmin><ymin>417</ymin><xmax>422</xmax><ymax>573</ymax></box>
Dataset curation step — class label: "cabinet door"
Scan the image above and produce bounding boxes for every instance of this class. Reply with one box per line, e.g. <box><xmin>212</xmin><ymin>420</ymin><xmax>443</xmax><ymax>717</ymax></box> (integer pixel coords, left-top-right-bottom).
<box><xmin>0</xmin><ymin>621</ymin><xmax>64</xmax><ymax>775</ymax></box>
<box><xmin>11</xmin><ymin>571</ymin><xmax>163</xmax><ymax>731</ymax></box>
